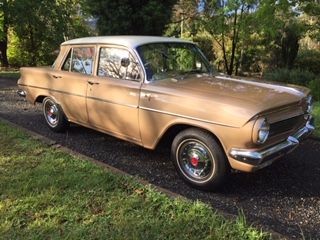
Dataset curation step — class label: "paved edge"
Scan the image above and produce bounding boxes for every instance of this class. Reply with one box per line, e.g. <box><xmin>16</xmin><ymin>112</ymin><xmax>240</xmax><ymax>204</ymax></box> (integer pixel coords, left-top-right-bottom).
<box><xmin>0</xmin><ymin>116</ymin><xmax>287</xmax><ymax>239</ymax></box>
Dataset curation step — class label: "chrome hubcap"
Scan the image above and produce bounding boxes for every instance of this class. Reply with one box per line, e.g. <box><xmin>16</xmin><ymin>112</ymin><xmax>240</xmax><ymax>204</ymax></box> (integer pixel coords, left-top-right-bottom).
<box><xmin>44</xmin><ymin>100</ymin><xmax>59</xmax><ymax>126</ymax></box>
<box><xmin>177</xmin><ymin>139</ymin><xmax>214</xmax><ymax>181</ymax></box>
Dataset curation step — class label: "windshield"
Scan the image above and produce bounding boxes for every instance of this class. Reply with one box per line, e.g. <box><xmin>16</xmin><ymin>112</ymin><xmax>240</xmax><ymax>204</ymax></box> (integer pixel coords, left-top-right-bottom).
<box><xmin>136</xmin><ymin>42</ymin><xmax>211</xmax><ymax>81</ymax></box>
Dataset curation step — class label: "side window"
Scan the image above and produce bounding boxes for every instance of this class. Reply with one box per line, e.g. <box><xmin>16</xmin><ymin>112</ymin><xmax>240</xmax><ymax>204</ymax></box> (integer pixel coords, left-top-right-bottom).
<box><xmin>98</xmin><ymin>47</ymin><xmax>141</xmax><ymax>81</ymax></box>
<box><xmin>61</xmin><ymin>47</ymin><xmax>95</xmax><ymax>75</ymax></box>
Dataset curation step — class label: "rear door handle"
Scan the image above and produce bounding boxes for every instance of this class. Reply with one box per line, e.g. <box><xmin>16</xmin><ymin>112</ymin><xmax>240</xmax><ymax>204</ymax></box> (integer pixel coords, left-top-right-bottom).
<box><xmin>87</xmin><ymin>80</ymin><xmax>99</xmax><ymax>85</ymax></box>
<box><xmin>144</xmin><ymin>93</ymin><xmax>152</xmax><ymax>101</ymax></box>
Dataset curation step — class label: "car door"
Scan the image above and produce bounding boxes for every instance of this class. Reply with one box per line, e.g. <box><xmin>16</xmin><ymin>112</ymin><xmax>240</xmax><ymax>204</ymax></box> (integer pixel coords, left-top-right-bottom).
<box><xmin>86</xmin><ymin>46</ymin><xmax>143</xmax><ymax>144</ymax></box>
<box><xmin>53</xmin><ymin>45</ymin><xmax>95</xmax><ymax>125</ymax></box>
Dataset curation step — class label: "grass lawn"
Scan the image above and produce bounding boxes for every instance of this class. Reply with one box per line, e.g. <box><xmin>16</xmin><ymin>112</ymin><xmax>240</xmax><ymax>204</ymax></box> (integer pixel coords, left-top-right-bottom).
<box><xmin>0</xmin><ymin>70</ymin><xmax>20</xmax><ymax>79</ymax></box>
<box><xmin>0</xmin><ymin>121</ymin><xmax>269</xmax><ymax>239</ymax></box>
<box><xmin>313</xmin><ymin>102</ymin><xmax>320</xmax><ymax>137</ymax></box>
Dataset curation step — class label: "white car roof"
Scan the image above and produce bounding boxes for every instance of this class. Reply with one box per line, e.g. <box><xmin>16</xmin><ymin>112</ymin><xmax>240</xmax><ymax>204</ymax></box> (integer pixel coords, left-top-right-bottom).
<box><xmin>61</xmin><ymin>36</ymin><xmax>194</xmax><ymax>49</ymax></box>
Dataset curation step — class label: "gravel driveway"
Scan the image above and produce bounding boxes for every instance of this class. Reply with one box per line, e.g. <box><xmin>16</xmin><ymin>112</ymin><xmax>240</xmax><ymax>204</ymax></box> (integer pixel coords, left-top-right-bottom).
<box><xmin>1</xmin><ymin>77</ymin><xmax>319</xmax><ymax>239</ymax></box>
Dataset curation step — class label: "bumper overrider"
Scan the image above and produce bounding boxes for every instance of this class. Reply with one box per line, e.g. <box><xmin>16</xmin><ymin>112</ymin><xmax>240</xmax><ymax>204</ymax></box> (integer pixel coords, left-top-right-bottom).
<box><xmin>229</xmin><ymin>119</ymin><xmax>315</xmax><ymax>170</ymax></box>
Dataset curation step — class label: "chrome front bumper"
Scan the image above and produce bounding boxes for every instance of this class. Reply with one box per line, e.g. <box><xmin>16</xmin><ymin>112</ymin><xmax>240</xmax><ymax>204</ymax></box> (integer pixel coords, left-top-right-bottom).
<box><xmin>229</xmin><ymin>121</ymin><xmax>315</xmax><ymax>170</ymax></box>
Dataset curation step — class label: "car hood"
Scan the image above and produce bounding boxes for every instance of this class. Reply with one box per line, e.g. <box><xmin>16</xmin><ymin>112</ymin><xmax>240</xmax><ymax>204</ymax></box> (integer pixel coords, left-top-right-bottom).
<box><xmin>144</xmin><ymin>74</ymin><xmax>309</xmax><ymax>127</ymax></box>
<box><xmin>178</xmin><ymin>74</ymin><xmax>307</xmax><ymax>107</ymax></box>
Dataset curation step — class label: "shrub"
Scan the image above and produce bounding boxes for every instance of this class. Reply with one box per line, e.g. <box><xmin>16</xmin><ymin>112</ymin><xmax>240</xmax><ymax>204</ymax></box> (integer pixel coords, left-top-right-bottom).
<box><xmin>295</xmin><ymin>49</ymin><xmax>320</xmax><ymax>75</ymax></box>
<box><xmin>264</xmin><ymin>68</ymin><xmax>316</xmax><ymax>85</ymax></box>
<box><xmin>308</xmin><ymin>78</ymin><xmax>320</xmax><ymax>101</ymax></box>
<box><xmin>264</xmin><ymin>68</ymin><xmax>320</xmax><ymax>101</ymax></box>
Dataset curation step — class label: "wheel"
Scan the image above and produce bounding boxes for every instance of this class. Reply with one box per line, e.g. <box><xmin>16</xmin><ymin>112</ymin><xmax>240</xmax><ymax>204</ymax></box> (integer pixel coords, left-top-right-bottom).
<box><xmin>42</xmin><ymin>97</ymin><xmax>68</xmax><ymax>132</ymax></box>
<box><xmin>171</xmin><ymin>128</ymin><xmax>229</xmax><ymax>190</ymax></box>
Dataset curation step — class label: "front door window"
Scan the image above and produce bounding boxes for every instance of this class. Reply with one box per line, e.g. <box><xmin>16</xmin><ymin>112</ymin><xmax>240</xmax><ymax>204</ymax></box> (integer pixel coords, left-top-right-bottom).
<box><xmin>98</xmin><ymin>47</ymin><xmax>141</xmax><ymax>81</ymax></box>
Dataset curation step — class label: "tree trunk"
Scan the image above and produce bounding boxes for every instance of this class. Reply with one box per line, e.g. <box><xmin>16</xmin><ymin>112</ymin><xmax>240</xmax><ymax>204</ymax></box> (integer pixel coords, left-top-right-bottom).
<box><xmin>27</xmin><ymin>24</ymin><xmax>37</xmax><ymax>66</ymax></box>
<box><xmin>228</xmin><ymin>9</ymin><xmax>238</xmax><ymax>76</ymax></box>
<box><xmin>221</xmin><ymin>32</ymin><xmax>230</xmax><ymax>74</ymax></box>
<box><xmin>0</xmin><ymin>40</ymin><xmax>9</xmax><ymax>67</ymax></box>
<box><xmin>0</xmin><ymin>0</ymin><xmax>9</xmax><ymax>67</ymax></box>
<box><xmin>228</xmin><ymin>5</ymin><xmax>244</xmax><ymax>76</ymax></box>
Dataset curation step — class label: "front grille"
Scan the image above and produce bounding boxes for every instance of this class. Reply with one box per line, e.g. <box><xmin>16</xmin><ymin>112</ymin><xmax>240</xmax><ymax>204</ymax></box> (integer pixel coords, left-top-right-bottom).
<box><xmin>269</xmin><ymin>115</ymin><xmax>305</xmax><ymax>137</ymax></box>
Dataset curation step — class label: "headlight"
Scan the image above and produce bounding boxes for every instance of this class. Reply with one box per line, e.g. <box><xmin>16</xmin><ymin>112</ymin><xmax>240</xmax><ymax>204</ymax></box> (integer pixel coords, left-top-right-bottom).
<box><xmin>253</xmin><ymin>118</ymin><xmax>270</xmax><ymax>144</ymax></box>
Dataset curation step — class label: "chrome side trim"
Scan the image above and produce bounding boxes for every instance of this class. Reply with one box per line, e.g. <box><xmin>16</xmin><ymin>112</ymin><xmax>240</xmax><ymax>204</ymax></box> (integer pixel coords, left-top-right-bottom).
<box><xmin>18</xmin><ymin>84</ymin><xmax>85</xmax><ymax>98</ymax></box>
<box><xmin>139</xmin><ymin>106</ymin><xmax>237</xmax><ymax>128</ymax></box>
<box><xmin>229</xmin><ymin>120</ymin><xmax>314</xmax><ymax>167</ymax></box>
<box><xmin>18</xmin><ymin>84</ymin><xmax>138</xmax><ymax>109</ymax></box>
<box><xmin>87</xmin><ymin>96</ymin><xmax>138</xmax><ymax>109</ymax></box>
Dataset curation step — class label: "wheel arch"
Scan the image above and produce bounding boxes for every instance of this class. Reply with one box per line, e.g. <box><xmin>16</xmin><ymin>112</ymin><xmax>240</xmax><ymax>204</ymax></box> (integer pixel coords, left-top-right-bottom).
<box><xmin>154</xmin><ymin>122</ymin><xmax>227</xmax><ymax>157</ymax></box>
<box><xmin>35</xmin><ymin>95</ymin><xmax>47</xmax><ymax>104</ymax></box>
<box><xmin>35</xmin><ymin>95</ymin><xmax>62</xmax><ymax>108</ymax></box>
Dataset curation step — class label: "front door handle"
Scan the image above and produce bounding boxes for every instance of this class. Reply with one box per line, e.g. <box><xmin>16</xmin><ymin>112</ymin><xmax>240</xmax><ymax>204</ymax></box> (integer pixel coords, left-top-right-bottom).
<box><xmin>88</xmin><ymin>80</ymin><xmax>99</xmax><ymax>85</ymax></box>
<box><xmin>52</xmin><ymin>74</ymin><xmax>62</xmax><ymax>79</ymax></box>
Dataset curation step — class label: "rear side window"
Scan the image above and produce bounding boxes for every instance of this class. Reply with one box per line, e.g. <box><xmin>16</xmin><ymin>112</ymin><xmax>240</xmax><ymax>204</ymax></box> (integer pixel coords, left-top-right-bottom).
<box><xmin>62</xmin><ymin>47</ymin><xmax>95</xmax><ymax>75</ymax></box>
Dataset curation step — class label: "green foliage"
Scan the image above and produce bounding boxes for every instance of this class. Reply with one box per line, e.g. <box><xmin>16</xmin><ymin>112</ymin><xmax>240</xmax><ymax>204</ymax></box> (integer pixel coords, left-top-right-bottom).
<box><xmin>0</xmin><ymin>121</ymin><xmax>270</xmax><ymax>239</ymax></box>
<box><xmin>279</xmin><ymin>21</ymin><xmax>304</xmax><ymax>69</ymax></box>
<box><xmin>7</xmin><ymin>31</ymin><xmax>50</xmax><ymax>67</ymax></box>
<box><xmin>295</xmin><ymin>49</ymin><xmax>320</xmax><ymax>75</ymax></box>
<box><xmin>200</xmin><ymin>0</ymin><xmax>256</xmax><ymax>75</ymax></box>
<box><xmin>1</xmin><ymin>0</ymin><xmax>319</xmax><ymax>69</ymax></box>
<box><xmin>254</xmin><ymin>1</ymin><xmax>306</xmax><ymax>70</ymax></box>
<box><xmin>308</xmin><ymin>78</ymin><xmax>320</xmax><ymax>101</ymax></box>
<box><xmin>264</xmin><ymin>67</ymin><xmax>320</xmax><ymax>101</ymax></box>
<box><xmin>0</xmin><ymin>70</ymin><xmax>19</xmax><ymax>79</ymax></box>
<box><xmin>10</xmin><ymin>0</ymin><xmax>91</xmax><ymax>66</ymax></box>
<box><xmin>0</xmin><ymin>1</ymin><xmax>7</xmax><ymax>41</ymax></box>
<box><xmin>166</xmin><ymin>0</ymin><xmax>309</xmax><ymax>75</ymax></box>
<box><xmin>264</xmin><ymin>68</ymin><xmax>316</xmax><ymax>85</ymax></box>
<box><xmin>165</xmin><ymin>0</ymin><xmax>201</xmax><ymax>38</ymax></box>
<box><xmin>1</xmin><ymin>0</ymin><xmax>91</xmax><ymax>67</ymax></box>
<box><xmin>0</xmin><ymin>0</ymin><xmax>9</xmax><ymax>67</ymax></box>
<box><xmin>299</xmin><ymin>0</ymin><xmax>320</xmax><ymax>41</ymax></box>
<box><xmin>86</xmin><ymin>0</ymin><xmax>176</xmax><ymax>35</ymax></box>
<box><xmin>166</xmin><ymin>0</ymin><xmax>319</xmax><ymax>76</ymax></box>
<box><xmin>193</xmin><ymin>34</ymin><xmax>215</xmax><ymax>62</ymax></box>
<box><xmin>312</xmin><ymin>102</ymin><xmax>320</xmax><ymax>137</ymax></box>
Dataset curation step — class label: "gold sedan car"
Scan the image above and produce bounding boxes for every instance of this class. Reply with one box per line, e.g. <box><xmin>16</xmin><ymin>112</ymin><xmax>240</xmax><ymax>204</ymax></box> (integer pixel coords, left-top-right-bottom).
<box><xmin>17</xmin><ymin>36</ymin><xmax>314</xmax><ymax>190</ymax></box>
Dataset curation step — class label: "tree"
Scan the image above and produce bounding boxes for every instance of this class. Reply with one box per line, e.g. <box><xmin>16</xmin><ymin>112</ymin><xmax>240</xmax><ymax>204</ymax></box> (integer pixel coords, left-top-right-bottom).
<box><xmin>8</xmin><ymin>0</ymin><xmax>90</xmax><ymax>66</ymax></box>
<box><xmin>200</xmin><ymin>0</ymin><xmax>259</xmax><ymax>75</ymax></box>
<box><xmin>0</xmin><ymin>0</ymin><xmax>9</xmax><ymax>67</ymax></box>
<box><xmin>254</xmin><ymin>0</ymin><xmax>306</xmax><ymax>70</ymax></box>
<box><xmin>165</xmin><ymin>0</ymin><xmax>315</xmax><ymax>75</ymax></box>
<box><xmin>299</xmin><ymin>0</ymin><xmax>320</xmax><ymax>41</ymax></box>
<box><xmin>165</xmin><ymin>0</ymin><xmax>201</xmax><ymax>38</ymax></box>
<box><xmin>85</xmin><ymin>0</ymin><xmax>177</xmax><ymax>35</ymax></box>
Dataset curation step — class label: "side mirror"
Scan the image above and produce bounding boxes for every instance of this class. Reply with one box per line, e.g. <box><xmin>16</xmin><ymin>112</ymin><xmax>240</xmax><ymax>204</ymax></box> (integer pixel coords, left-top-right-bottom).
<box><xmin>121</xmin><ymin>58</ymin><xmax>130</xmax><ymax>67</ymax></box>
